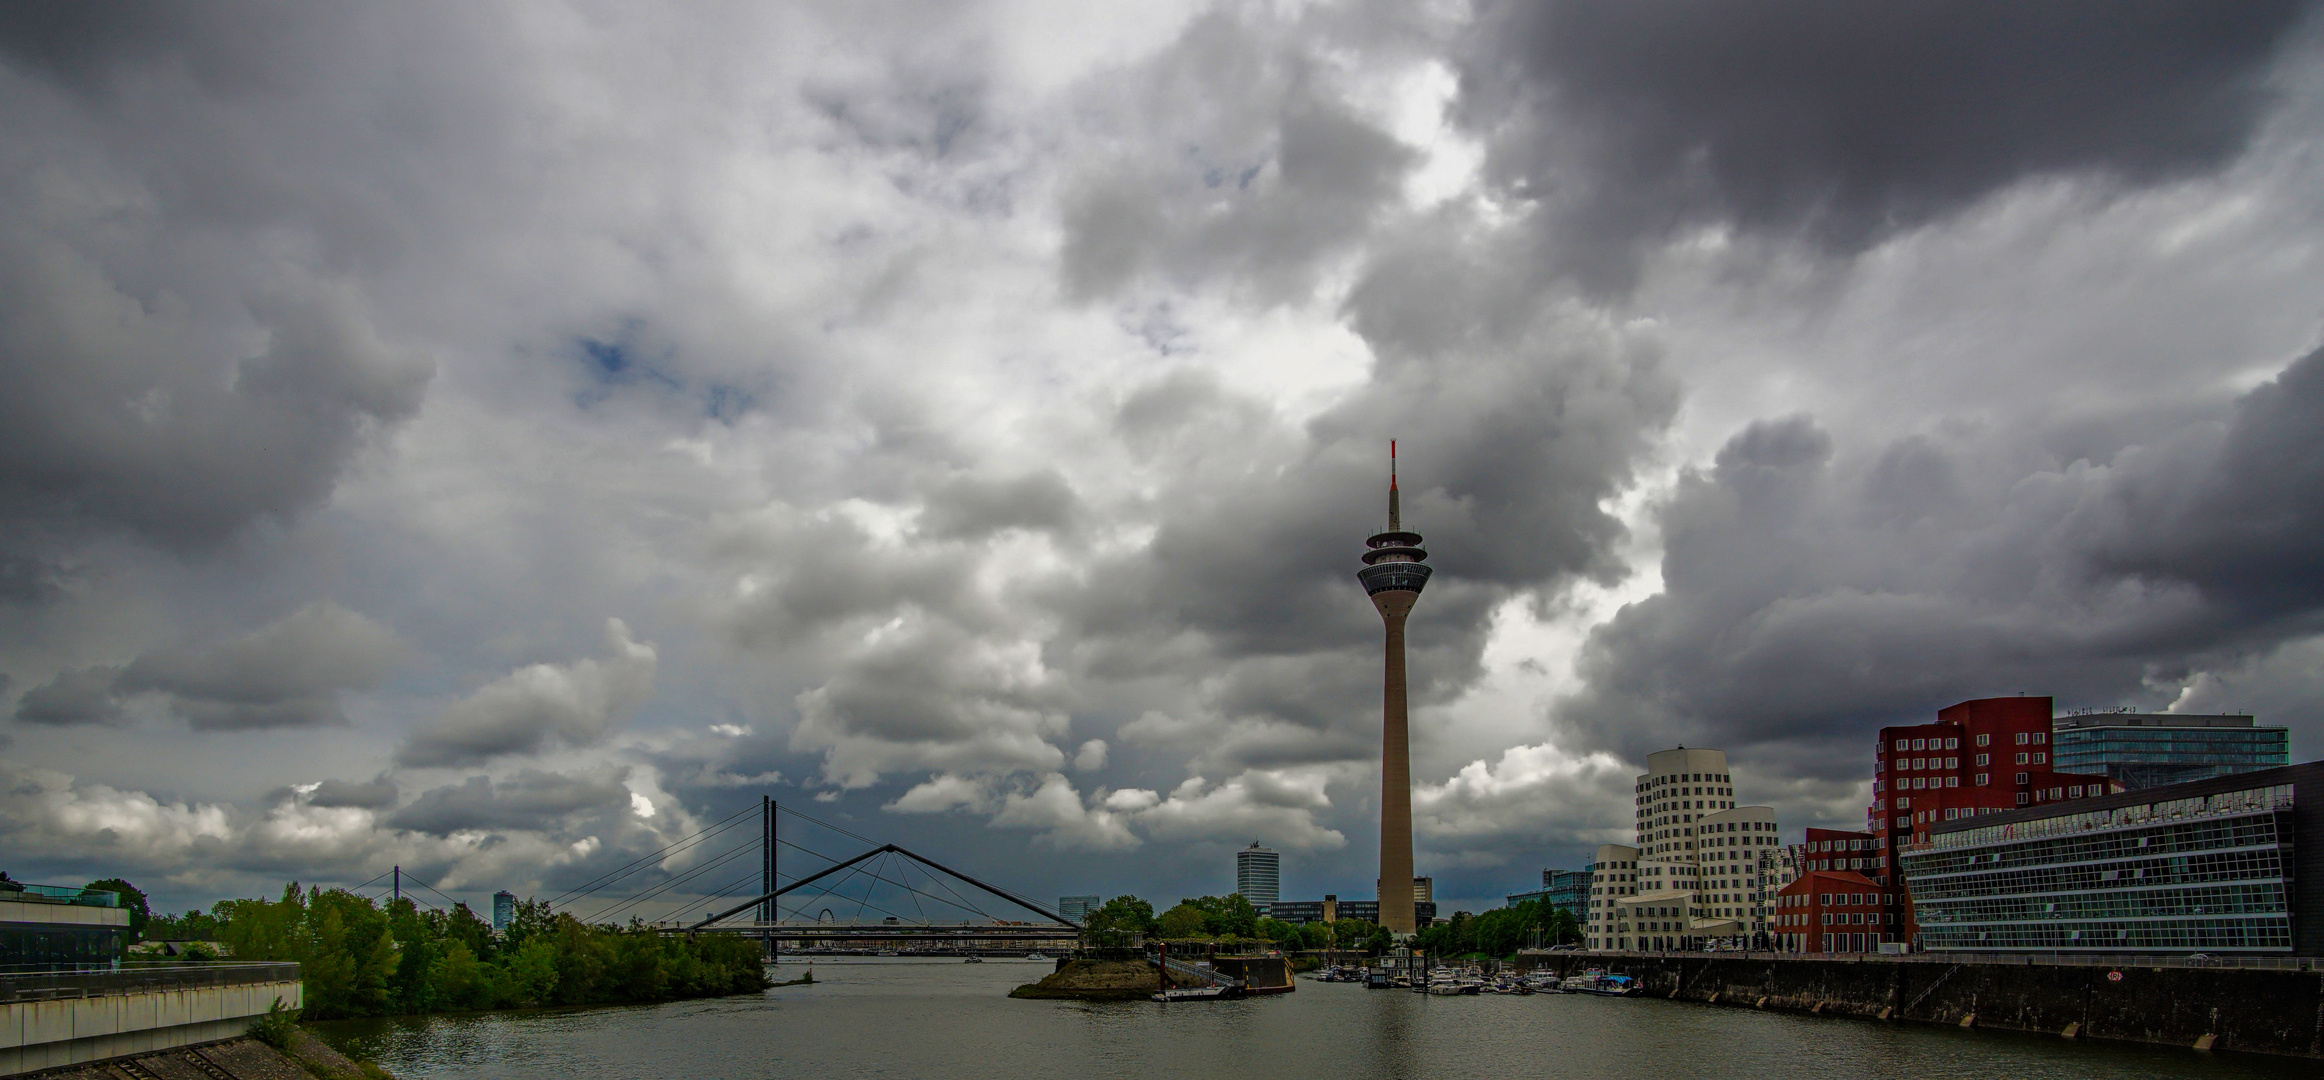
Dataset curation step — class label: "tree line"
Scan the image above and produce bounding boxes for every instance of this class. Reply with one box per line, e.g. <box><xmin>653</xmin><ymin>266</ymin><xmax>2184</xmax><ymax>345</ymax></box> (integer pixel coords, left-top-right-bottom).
<box><xmin>1078</xmin><ymin>893</ymin><xmax>1581</xmax><ymax>959</ymax></box>
<box><xmin>76</xmin><ymin>877</ymin><xmax>768</xmax><ymax>1020</ymax></box>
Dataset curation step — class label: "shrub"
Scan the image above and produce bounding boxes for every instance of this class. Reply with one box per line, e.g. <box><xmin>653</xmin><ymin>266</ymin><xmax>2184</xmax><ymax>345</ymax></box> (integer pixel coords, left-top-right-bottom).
<box><xmin>248</xmin><ymin>997</ymin><xmax>299</xmax><ymax>1050</ymax></box>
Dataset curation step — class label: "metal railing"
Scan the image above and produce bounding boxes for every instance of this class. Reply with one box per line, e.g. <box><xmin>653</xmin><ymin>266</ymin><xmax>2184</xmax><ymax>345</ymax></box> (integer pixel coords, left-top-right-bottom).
<box><xmin>0</xmin><ymin>963</ymin><xmax>301</xmax><ymax>1003</ymax></box>
<box><xmin>1157</xmin><ymin>954</ymin><xmax>1243</xmax><ymax>988</ymax></box>
<box><xmin>0</xmin><ymin>882</ymin><xmax>121</xmax><ymax>908</ymax></box>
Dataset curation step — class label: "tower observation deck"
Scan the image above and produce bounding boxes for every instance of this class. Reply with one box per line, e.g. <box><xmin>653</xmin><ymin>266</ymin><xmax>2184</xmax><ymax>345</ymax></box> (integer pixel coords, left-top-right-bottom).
<box><xmin>1360</xmin><ymin>441</ymin><xmax>1430</xmax><ymax>936</ymax></box>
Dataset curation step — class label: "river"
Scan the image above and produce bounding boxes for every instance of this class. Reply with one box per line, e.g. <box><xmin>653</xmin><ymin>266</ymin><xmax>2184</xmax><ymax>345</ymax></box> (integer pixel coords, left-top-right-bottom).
<box><xmin>315</xmin><ymin>957</ymin><xmax>2313</xmax><ymax>1079</ymax></box>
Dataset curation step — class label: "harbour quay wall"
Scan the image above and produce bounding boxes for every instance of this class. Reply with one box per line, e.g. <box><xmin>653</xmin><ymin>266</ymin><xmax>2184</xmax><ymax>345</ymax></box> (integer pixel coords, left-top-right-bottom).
<box><xmin>1513</xmin><ymin>953</ymin><xmax>2324</xmax><ymax>1058</ymax></box>
<box><xmin>1</xmin><ymin>964</ymin><xmax>303</xmax><ymax>1075</ymax></box>
<box><xmin>1210</xmin><ymin>957</ymin><xmax>1293</xmax><ymax>992</ymax></box>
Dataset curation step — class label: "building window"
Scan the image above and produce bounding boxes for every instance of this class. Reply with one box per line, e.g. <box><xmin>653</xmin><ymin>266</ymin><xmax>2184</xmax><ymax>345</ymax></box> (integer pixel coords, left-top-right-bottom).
<box><xmin>1976</xmin><ymin>753</ymin><xmax>1989</xmax><ymax>766</ymax></box>
<box><xmin>2016</xmin><ymin>752</ymin><xmax>2029</xmax><ymax>764</ymax></box>
<box><xmin>1976</xmin><ymin>734</ymin><xmax>1990</xmax><ymax>747</ymax></box>
<box><xmin>2016</xmin><ymin>733</ymin><xmax>2029</xmax><ymax>745</ymax></box>
<box><xmin>2033</xmin><ymin>752</ymin><xmax>2046</xmax><ymax>764</ymax></box>
<box><xmin>1976</xmin><ymin>773</ymin><xmax>1989</xmax><ymax>786</ymax></box>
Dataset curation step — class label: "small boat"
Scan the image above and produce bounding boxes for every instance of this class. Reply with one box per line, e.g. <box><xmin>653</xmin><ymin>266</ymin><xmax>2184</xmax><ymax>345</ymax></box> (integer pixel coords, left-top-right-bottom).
<box><xmin>1153</xmin><ymin>985</ymin><xmax>1243</xmax><ymax>1002</ymax></box>
<box><xmin>1563</xmin><ymin>970</ymin><xmax>1639</xmax><ymax>996</ymax></box>
<box><xmin>962</xmin><ymin>956</ymin><xmax>983</xmax><ymax>963</ymax></box>
<box><xmin>1025</xmin><ymin>951</ymin><xmax>1049</xmax><ymax>962</ymax></box>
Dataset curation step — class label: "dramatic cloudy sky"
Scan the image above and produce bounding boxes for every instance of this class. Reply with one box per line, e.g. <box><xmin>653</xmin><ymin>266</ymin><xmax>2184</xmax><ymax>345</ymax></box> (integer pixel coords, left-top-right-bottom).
<box><xmin>4</xmin><ymin>0</ymin><xmax>2322</xmax><ymax>919</ymax></box>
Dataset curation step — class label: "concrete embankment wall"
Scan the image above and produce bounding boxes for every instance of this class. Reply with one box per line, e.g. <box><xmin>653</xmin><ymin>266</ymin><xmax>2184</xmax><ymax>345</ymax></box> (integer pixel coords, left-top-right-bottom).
<box><xmin>1516</xmin><ymin>953</ymin><xmax>2324</xmax><ymax>1058</ymax></box>
<box><xmin>1</xmin><ymin>977</ymin><xmax>303</xmax><ymax>1075</ymax></box>
<box><xmin>1210</xmin><ymin>957</ymin><xmax>1293</xmax><ymax>992</ymax></box>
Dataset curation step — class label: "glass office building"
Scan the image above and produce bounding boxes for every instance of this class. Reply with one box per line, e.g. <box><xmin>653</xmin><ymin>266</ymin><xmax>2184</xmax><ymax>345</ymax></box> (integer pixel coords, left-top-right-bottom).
<box><xmin>1057</xmin><ymin>896</ymin><xmax>1100</xmax><ymax>924</ymax></box>
<box><xmin>2052</xmin><ymin>713</ymin><xmax>2289</xmax><ymax>790</ymax></box>
<box><xmin>0</xmin><ymin>881</ymin><xmax>127</xmax><ymax>970</ymax></box>
<box><xmin>1900</xmin><ymin>762</ymin><xmax>2323</xmax><ymax>954</ymax></box>
<box><xmin>1235</xmin><ymin>842</ymin><xmax>1281</xmax><ymax>912</ymax></box>
<box><xmin>1540</xmin><ymin>868</ymin><xmax>1591</xmax><ymax>918</ymax></box>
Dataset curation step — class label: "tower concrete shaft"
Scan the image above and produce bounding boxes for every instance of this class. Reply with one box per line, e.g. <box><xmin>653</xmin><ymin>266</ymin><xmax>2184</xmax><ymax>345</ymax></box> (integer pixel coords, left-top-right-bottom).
<box><xmin>1358</xmin><ymin>441</ymin><xmax>1430</xmax><ymax>936</ymax></box>
<box><xmin>1374</xmin><ymin>589</ymin><xmax>1417</xmax><ymax>934</ymax></box>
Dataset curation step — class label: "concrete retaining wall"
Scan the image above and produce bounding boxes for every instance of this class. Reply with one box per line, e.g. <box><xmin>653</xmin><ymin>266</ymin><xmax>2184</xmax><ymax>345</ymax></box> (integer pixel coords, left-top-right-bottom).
<box><xmin>1210</xmin><ymin>957</ymin><xmax>1294</xmax><ymax>992</ymax></box>
<box><xmin>1515</xmin><ymin>953</ymin><xmax>2324</xmax><ymax>1058</ymax></box>
<box><xmin>1</xmin><ymin>977</ymin><xmax>302</xmax><ymax>1075</ymax></box>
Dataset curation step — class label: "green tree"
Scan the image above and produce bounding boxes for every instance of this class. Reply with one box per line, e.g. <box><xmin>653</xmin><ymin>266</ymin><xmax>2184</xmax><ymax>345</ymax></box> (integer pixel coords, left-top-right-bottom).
<box><xmin>216</xmin><ymin>883</ymin><xmax>307</xmax><ymax>962</ymax></box>
<box><xmin>1156</xmin><ymin>902</ymin><xmax>1209</xmax><ymax>939</ymax></box>
<box><xmin>1181</xmin><ymin>894</ymin><xmax>1260</xmax><ymax>938</ymax></box>
<box><xmin>1323</xmin><ymin>918</ymin><xmax>1391</xmax><ymax>954</ymax></box>
<box><xmin>83</xmin><ymin>878</ymin><xmax>150</xmax><ymax>943</ymax></box>
<box><xmin>1083</xmin><ymin>895</ymin><xmax>1156</xmax><ymax>938</ymax></box>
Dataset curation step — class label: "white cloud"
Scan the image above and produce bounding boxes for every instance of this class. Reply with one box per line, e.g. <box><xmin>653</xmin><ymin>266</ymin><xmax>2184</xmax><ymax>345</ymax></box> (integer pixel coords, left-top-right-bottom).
<box><xmin>397</xmin><ymin>619</ymin><xmax>657</xmax><ymax>767</ymax></box>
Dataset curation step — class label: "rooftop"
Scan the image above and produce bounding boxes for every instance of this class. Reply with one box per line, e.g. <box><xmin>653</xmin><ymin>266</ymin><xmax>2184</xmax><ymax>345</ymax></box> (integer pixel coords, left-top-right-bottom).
<box><xmin>2052</xmin><ymin>712</ymin><xmax>2264</xmax><ymax>730</ymax></box>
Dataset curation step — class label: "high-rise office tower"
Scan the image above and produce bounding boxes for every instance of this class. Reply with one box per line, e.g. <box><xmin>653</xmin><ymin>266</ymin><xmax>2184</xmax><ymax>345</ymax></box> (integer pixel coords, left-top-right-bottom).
<box><xmin>2052</xmin><ymin>712</ymin><xmax>2290</xmax><ymax>789</ymax></box>
<box><xmin>1057</xmin><ymin>896</ymin><xmax>1100</xmax><ymax>924</ymax></box>
<box><xmin>492</xmin><ymin>890</ymin><xmax>516</xmax><ymax>934</ymax></box>
<box><xmin>1358</xmin><ymin>442</ymin><xmax>1431</xmax><ymax>936</ymax></box>
<box><xmin>1235</xmin><ymin>843</ymin><xmax>1280</xmax><ymax>910</ymax></box>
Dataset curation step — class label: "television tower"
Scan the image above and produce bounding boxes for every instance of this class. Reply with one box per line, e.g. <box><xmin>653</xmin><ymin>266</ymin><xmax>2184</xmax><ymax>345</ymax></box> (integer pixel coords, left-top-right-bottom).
<box><xmin>1358</xmin><ymin>441</ymin><xmax>1431</xmax><ymax>936</ymax></box>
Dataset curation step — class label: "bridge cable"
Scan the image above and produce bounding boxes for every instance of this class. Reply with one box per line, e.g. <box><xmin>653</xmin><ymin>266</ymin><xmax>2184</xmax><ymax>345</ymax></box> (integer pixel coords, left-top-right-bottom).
<box><xmin>582</xmin><ymin>839</ymin><xmax>760</xmax><ymax>926</ymax></box>
<box><xmin>548</xmin><ymin>802</ymin><xmax>760</xmax><ymax>907</ymax></box>
<box><xmin>772</xmin><ymin>837</ymin><xmax>993</xmax><ymax>922</ymax></box>
<box><xmin>579</xmin><ymin>837</ymin><xmax>761</xmax><ymax>925</ymax></box>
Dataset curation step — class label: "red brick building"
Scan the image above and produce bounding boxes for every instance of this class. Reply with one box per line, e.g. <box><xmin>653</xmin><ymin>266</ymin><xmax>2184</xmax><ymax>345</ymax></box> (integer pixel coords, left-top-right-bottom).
<box><xmin>1773</xmin><ymin>870</ymin><xmax>1898</xmax><ymax>954</ymax></box>
<box><xmin>1870</xmin><ymin>696</ymin><xmax>2122</xmax><ymax>944</ymax></box>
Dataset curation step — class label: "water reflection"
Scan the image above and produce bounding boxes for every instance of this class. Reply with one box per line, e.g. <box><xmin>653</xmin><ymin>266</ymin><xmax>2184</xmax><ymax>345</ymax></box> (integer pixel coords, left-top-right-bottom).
<box><xmin>315</xmin><ymin>958</ymin><xmax>2312</xmax><ymax>1080</ymax></box>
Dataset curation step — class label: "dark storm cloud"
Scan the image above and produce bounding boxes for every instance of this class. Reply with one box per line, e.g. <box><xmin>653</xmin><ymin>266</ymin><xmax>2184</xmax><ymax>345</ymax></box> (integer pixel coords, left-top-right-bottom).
<box><xmin>305</xmin><ymin>774</ymin><xmax>400</xmax><ymax>811</ymax></box>
<box><xmin>916</xmin><ymin>471</ymin><xmax>1079</xmax><ymax>541</ymax></box>
<box><xmin>12</xmin><ymin>665</ymin><xmax>128</xmax><ymax>726</ymax></box>
<box><xmin>116</xmin><ymin>602</ymin><xmax>403</xmax><ymax>730</ymax></box>
<box><xmin>395</xmin><ymin>620</ymin><xmax>657</xmax><ymax>768</ymax></box>
<box><xmin>10</xmin><ymin>603</ymin><xmax>399</xmax><ymax>730</ymax></box>
<box><xmin>0</xmin><ymin>2</ymin><xmax>433</xmax><ymax>586</ymax></box>
<box><xmin>385</xmin><ymin>769</ymin><xmax>631</xmax><ymax>837</ymax></box>
<box><xmin>2082</xmin><ymin>346</ymin><xmax>2324</xmax><ymax>622</ymax></box>
<box><xmin>1057</xmin><ymin>9</ymin><xmax>1420</xmax><ymax>303</ymax></box>
<box><xmin>0</xmin><ymin>0</ymin><xmax>321</xmax><ymax>96</ymax></box>
<box><xmin>1461</xmin><ymin>0</ymin><xmax>2318</xmax><ymax>288</ymax></box>
<box><xmin>1558</xmin><ymin>346</ymin><xmax>2324</xmax><ymax>777</ymax></box>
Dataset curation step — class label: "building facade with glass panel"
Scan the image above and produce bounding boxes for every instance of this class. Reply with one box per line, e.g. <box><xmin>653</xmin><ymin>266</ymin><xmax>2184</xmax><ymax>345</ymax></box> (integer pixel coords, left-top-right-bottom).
<box><xmin>1899</xmin><ymin>761</ymin><xmax>2324</xmax><ymax>955</ymax></box>
<box><xmin>1235</xmin><ymin>842</ymin><xmax>1281</xmax><ymax>911</ymax></box>
<box><xmin>2052</xmin><ymin>713</ymin><xmax>2291</xmax><ymax>790</ymax></box>
<box><xmin>0</xmin><ymin>881</ymin><xmax>129</xmax><ymax>970</ymax></box>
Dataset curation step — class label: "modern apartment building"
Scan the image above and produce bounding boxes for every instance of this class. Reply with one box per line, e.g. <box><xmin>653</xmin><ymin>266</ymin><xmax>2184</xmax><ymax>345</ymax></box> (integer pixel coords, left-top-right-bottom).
<box><xmin>1901</xmin><ymin>760</ymin><xmax>2323</xmax><ymax>955</ymax></box>
<box><xmin>1773</xmin><ymin>870</ymin><xmax>1900</xmax><ymax>954</ymax></box>
<box><xmin>2052</xmin><ymin>713</ymin><xmax>2291</xmax><ymax>789</ymax></box>
<box><xmin>1235</xmin><ymin>842</ymin><xmax>1281</xmax><ymax>910</ymax></box>
<box><xmin>1057</xmin><ymin>896</ymin><xmax>1100</xmax><ymax>925</ymax></box>
<box><xmin>1775</xmin><ymin>829</ymin><xmax>1904</xmax><ymax>951</ymax></box>
<box><xmin>1869</xmin><ymin>696</ymin><xmax>2124</xmax><ymax>943</ymax></box>
<box><xmin>1587</xmin><ymin>746</ymin><xmax>1781</xmax><ymax>949</ymax></box>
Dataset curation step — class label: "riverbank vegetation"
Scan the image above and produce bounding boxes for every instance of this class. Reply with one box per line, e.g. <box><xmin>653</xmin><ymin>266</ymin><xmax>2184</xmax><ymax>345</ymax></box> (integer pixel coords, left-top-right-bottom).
<box><xmin>1078</xmin><ymin>894</ymin><xmax>1578</xmax><ymax>960</ymax></box>
<box><xmin>1081</xmin><ymin>894</ymin><xmax>1392</xmax><ymax>954</ymax></box>
<box><xmin>72</xmin><ymin>877</ymin><xmax>768</xmax><ymax>1019</ymax></box>
<box><xmin>1412</xmin><ymin>900</ymin><xmax>1579</xmax><ymax>959</ymax></box>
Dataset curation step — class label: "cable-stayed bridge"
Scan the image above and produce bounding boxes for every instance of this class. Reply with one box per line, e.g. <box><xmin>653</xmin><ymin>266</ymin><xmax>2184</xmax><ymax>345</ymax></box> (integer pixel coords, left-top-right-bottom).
<box><xmin>537</xmin><ymin>798</ymin><xmax>1078</xmax><ymax>956</ymax></box>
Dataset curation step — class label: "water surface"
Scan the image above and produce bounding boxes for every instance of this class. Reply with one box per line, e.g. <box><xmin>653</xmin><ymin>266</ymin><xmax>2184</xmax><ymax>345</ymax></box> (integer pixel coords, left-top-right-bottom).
<box><xmin>317</xmin><ymin>957</ymin><xmax>2311</xmax><ymax>1079</ymax></box>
